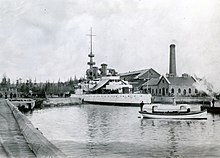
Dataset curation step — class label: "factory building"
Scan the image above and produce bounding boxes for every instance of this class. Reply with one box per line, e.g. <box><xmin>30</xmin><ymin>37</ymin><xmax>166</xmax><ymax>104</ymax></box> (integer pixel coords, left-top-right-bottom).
<box><xmin>142</xmin><ymin>44</ymin><xmax>199</xmax><ymax>96</ymax></box>
<box><xmin>142</xmin><ymin>74</ymin><xmax>199</xmax><ymax>96</ymax></box>
<box><xmin>119</xmin><ymin>68</ymin><xmax>160</xmax><ymax>92</ymax></box>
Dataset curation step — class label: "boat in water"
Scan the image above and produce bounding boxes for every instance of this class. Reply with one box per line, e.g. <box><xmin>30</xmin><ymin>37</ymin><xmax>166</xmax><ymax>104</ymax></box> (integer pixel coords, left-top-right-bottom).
<box><xmin>8</xmin><ymin>98</ymin><xmax>36</xmax><ymax>112</ymax></box>
<box><xmin>71</xmin><ymin>28</ymin><xmax>151</xmax><ymax>105</ymax></box>
<box><xmin>139</xmin><ymin>103</ymin><xmax>207</xmax><ymax>119</ymax></box>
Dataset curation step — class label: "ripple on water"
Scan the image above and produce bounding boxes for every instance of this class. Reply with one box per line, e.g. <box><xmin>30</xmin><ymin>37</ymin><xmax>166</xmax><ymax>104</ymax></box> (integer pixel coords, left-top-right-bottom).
<box><xmin>27</xmin><ymin>103</ymin><xmax>220</xmax><ymax>157</ymax></box>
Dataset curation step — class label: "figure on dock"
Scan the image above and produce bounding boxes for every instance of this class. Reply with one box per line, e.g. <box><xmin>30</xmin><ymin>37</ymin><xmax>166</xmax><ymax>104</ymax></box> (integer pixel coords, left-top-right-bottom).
<box><xmin>173</xmin><ymin>97</ymin><xmax>177</xmax><ymax>106</ymax></box>
<box><xmin>212</xmin><ymin>98</ymin><xmax>215</xmax><ymax>107</ymax></box>
<box><xmin>10</xmin><ymin>92</ymin><xmax>13</xmax><ymax>99</ymax></box>
<box><xmin>140</xmin><ymin>101</ymin><xmax>144</xmax><ymax>111</ymax></box>
<box><xmin>4</xmin><ymin>92</ymin><xmax>7</xmax><ymax>99</ymax></box>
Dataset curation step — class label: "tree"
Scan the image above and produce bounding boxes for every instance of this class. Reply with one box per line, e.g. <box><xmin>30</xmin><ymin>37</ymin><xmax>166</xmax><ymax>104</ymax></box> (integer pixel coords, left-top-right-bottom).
<box><xmin>1</xmin><ymin>74</ymin><xmax>7</xmax><ymax>87</ymax></box>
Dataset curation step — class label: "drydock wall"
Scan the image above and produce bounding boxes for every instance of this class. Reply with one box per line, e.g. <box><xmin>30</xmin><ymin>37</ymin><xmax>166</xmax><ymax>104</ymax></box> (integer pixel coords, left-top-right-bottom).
<box><xmin>6</xmin><ymin>100</ymin><xmax>66</xmax><ymax>158</ymax></box>
<box><xmin>153</xmin><ymin>96</ymin><xmax>211</xmax><ymax>104</ymax></box>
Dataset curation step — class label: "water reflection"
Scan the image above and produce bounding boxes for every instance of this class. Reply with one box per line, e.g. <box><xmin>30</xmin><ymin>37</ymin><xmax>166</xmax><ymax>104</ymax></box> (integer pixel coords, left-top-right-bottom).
<box><xmin>167</xmin><ymin>124</ymin><xmax>179</xmax><ymax>157</ymax></box>
<box><xmin>86</xmin><ymin>107</ymin><xmax>99</xmax><ymax>140</ymax></box>
<box><xmin>85</xmin><ymin>105</ymin><xmax>112</xmax><ymax>144</ymax></box>
<box><xmin>139</xmin><ymin>118</ymin><xmax>209</xmax><ymax>157</ymax></box>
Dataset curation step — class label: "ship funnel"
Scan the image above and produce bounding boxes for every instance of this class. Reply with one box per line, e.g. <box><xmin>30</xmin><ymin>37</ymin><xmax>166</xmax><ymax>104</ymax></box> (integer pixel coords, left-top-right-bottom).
<box><xmin>101</xmin><ymin>63</ymin><xmax>108</xmax><ymax>76</ymax></box>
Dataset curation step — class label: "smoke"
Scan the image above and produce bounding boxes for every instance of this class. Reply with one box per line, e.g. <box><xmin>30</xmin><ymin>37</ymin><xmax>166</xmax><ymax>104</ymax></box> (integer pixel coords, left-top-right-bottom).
<box><xmin>193</xmin><ymin>76</ymin><xmax>215</xmax><ymax>97</ymax></box>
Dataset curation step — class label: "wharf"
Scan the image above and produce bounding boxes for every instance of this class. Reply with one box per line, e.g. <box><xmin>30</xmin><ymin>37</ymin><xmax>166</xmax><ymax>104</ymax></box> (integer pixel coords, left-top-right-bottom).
<box><xmin>0</xmin><ymin>99</ymin><xmax>35</xmax><ymax>157</ymax></box>
<box><xmin>201</xmin><ymin>105</ymin><xmax>220</xmax><ymax>114</ymax></box>
<box><xmin>152</xmin><ymin>96</ymin><xmax>211</xmax><ymax>104</ymax></box>
<box><xmin>0</xmin><ymin>99</ymin><xmax>66</xmax><ymax>158</ymax></box>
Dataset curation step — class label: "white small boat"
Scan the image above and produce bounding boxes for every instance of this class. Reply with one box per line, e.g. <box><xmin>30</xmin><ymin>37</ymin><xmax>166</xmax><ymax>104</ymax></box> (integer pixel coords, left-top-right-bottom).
<box><xmin>139</xmin><ymin>104</ymin><xmax>207</xmax><ymax>119</ymax></box>
<box><xmin>139</xmin><ymin>110</ymin><xmax>207</xmax><ymax>119</ymax></box>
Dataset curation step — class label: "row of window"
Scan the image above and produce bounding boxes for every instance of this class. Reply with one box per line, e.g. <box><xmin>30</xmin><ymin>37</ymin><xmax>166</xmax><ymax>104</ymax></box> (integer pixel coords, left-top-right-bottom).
<box><xmin>171</xmin><ymin>88</ymin><xmax>198</xmax><ymax>94</ymax></box>
<box><xmin>147</xmin><ymin>88</ymin><xmax>198</xmax><ymax>95</ymax></box>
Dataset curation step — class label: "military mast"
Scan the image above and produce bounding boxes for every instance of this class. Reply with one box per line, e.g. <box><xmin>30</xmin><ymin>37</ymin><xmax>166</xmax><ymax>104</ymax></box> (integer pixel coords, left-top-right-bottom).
<box><xmin>86</xmin><ymin>28</ymin><xmax>96</xmax><ymax>80</ymax></box>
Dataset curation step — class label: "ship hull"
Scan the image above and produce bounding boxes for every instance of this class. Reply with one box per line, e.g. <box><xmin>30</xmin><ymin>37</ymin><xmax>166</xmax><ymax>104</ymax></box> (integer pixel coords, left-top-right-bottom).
<box><xmin>139</xmin><ymin>110</ymin><xmax>207</xmax><ymax>119</ymax></box>
<box><xmin>71</xmin><ymin>93</ymin><xmax>152</xmax><ymax>106</ymax></box>
<box><xmin>85</xmin><ymin>101</ymin><xmax>140</xmax><ymax>106</ymax></box>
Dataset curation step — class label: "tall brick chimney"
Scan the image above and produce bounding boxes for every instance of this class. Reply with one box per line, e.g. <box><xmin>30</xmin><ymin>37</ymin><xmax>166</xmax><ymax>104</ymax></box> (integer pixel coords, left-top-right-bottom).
<box><xmin>169</xmin><ymin>44</ymin><xmax>176</xmax><ymax>76</ymax></box>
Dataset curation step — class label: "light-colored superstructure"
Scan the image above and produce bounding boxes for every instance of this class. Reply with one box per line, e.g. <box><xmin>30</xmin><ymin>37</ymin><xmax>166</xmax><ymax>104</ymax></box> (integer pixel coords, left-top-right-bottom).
<box><xmin>73</xmin><ymin>76</ymin><xmax>151</xmax><ymax>105</ymax></box>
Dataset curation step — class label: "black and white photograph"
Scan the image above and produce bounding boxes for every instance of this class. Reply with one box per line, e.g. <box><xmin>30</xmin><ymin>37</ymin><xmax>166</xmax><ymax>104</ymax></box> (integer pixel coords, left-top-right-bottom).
<box><xmin>0</xmin><ymin>0</ymin><xmax>220</xmax><ymax>157</ymax></box>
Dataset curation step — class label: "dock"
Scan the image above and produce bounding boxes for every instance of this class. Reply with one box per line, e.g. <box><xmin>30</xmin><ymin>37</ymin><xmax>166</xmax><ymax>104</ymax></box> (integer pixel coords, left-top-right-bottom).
<box><xmin>152</xmin><ymin>96</ymin><xmax>211</xmax><ymax>104</ymax></box>
<box><xmin>0</xmin><ymin>99</ymin><xmax>66</xmax><ymax>158</ymax></box>
<box><xmin>201</xmin><ymin>105</ymin><xmax>220</xmax><ymax>114</ymax></box>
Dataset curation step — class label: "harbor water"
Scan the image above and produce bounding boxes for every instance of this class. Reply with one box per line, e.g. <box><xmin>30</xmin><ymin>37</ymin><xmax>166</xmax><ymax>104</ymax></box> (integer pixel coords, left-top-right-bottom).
<box><xmin>26</xmin><ymin>102</ymin><xmax>220</xmax><ymax>158</ymax></box>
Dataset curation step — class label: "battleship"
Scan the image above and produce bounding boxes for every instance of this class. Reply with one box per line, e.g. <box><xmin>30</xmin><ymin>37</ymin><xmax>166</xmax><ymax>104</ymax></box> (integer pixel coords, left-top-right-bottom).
<box><xmin>71</xmin><ymin>28</ymin><xmax>151</xmax><ymax>105</ymax></box>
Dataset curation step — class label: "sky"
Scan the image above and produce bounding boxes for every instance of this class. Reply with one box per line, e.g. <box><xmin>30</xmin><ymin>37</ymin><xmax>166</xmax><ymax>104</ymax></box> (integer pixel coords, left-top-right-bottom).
<box><xmin>0</xmin><ymin>0</ymin><xmax>220</xmax><ymax>92</ymax></box>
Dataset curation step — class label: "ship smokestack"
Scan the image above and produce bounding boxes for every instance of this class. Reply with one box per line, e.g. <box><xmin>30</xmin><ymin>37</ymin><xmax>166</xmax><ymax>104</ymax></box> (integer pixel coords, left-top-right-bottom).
<box><xmin>169</xmin><ymin>44</ymin><xmax>177</xmax><ymax>76</ymax></box>
<box><xmin>101</xmin><ymin>63</ymin><xmax>108</xmax><ymax>76</ymax></box>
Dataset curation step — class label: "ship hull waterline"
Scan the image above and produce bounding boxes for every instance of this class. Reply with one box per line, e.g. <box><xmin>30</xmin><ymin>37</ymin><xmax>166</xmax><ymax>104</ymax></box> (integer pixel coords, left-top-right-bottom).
<box><xmin>71</xmin><ymin>93</ymin><xmax>152</xmax><ymax>106</ymax></box>
<box><xmin>84</xmin><ymin>101</ymin><xmax>145</xmax><ymax>106</ymax></box>
<box><xmin>139</xmin><ymin>110</ymin><xmax>207</xmax><ymax>119</ymax></box>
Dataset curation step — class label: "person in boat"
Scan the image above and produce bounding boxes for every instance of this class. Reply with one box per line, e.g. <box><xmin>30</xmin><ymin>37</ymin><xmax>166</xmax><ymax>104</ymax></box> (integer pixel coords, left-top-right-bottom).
<box><xmin>140</xmin><ymin>101</ymin><xmax>144</xmax><ymax>111</ymax></box>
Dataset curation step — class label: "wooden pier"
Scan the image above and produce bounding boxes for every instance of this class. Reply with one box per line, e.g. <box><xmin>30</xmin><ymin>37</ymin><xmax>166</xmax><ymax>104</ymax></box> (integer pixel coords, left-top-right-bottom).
<box><xmin>0</xmin><ymin>99</ymin><xmax>36</xmax><ymax>157</ymax></box>
<box><xmin>0</xmin><ymin>99</ymin><xmax>66</xmax><ymax>158</ymax></box>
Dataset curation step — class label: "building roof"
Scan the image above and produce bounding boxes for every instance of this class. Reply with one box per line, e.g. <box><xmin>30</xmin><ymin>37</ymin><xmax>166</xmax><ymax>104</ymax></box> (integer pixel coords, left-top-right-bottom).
<box><xmin>142</xmin><ymin>75</ymin><xmax>197</xmax><ymax>87</ymax></box>
<box><xmin>119</xmin><ymin>69</ymin><xmax>149</xmax><ymax>77</ymax></box>
<box><xmin>134</xmin><ymin>69</ymin><xmax>150</xmax><ymax>79</ymax></box>
<box><xmin>142</xmin><ymin>77</ymin><xmax>160</xmax><ymax>86</ymax></box>
<box><xmin>166</xmin><ymin>76</ymin><xmax>197</xmax><ymax>86</ymax></box>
